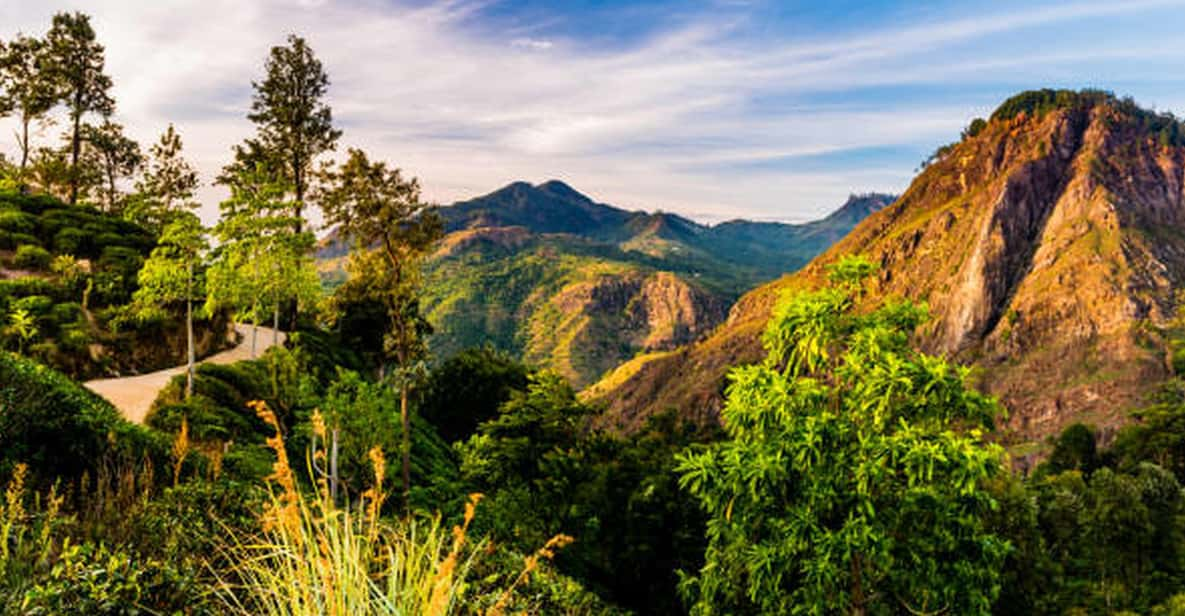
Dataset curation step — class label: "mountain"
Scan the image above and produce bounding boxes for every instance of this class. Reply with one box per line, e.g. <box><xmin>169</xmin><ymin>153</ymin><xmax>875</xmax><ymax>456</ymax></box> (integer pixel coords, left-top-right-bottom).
<box><xmin>437</xmin><ymin>181</ymin><xmax>894</xmax><ymax>297</ymax></box>
<box><xmin>318</xmin><ymin>183</ymin><xmax>892</xmax><ymax>387</ymax></box>
<box><xmin>589</xmin><ymin>89</ymin><xmax>1185</xmax><ymax>442</ymax></box>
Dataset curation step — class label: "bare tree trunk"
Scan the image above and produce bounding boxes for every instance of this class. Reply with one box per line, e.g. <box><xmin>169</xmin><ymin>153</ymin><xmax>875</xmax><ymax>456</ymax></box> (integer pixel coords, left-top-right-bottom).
<box><xmin>851</xmin><ymin>553</ymin><xmax>866</xmax><ymax>616</ymax></box>
<box><xmin>18</xmin><ymin>118</ymin><xmax>30</xmax><ymax>173</ymax></box>
<box><xmin>272</xmin><ymin>304</ymin><xmax>279</xmax><ymax>347</ymax></box>
<box><xmin>401</xmin><ymin>384</ymin><xmax>411</xmax><ymax>511</ymax></box>
<box><xmin>68</xmin><ymin>108</ymin><xmax>81</xmax><ymax>205</ymax></box>
<box><xmin>185</xmin><ymin>266</ymin><xmax>195</xmax><ymax>400</ymax></box>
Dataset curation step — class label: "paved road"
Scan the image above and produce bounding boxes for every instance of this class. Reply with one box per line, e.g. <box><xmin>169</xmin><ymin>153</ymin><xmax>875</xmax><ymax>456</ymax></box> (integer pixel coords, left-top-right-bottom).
<box><xmin>84</xmin><ymin>324</ymin><xmax>286</xmax><ymax>424</ymax></box>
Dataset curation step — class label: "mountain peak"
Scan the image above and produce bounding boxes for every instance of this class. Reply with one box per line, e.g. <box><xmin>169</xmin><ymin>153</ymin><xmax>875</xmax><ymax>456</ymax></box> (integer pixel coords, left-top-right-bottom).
<box><xmin>823</xmin><ymin>193</ymin><xmax>896</xmax><ymax>226</ymax></box>
<box><xmin>537</xmin><ymin>179</ymin><xmax>587</xmax><ymax>201</ymax></box>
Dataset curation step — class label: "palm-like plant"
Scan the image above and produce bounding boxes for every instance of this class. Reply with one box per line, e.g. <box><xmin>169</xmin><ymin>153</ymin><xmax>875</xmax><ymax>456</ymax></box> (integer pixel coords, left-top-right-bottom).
<box><xmin>7</xmin><ymin>308</ymin><xmax>37</xmax><ymax>354</ymax></box>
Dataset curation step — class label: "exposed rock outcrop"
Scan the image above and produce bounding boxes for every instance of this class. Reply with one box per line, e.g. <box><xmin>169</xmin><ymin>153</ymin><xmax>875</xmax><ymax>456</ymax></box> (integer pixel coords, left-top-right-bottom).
<box><xmin>590</xmin><ymin>92</ymin><xmax>1185</xmax><ymax>440</ymax></box>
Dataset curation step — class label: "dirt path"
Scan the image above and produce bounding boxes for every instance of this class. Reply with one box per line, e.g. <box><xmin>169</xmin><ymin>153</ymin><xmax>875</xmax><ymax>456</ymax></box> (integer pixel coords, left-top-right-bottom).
<box><xmin>84</xmin><ymin>324</ymin><xmax>286</xmax><ymax>424</ymax></box>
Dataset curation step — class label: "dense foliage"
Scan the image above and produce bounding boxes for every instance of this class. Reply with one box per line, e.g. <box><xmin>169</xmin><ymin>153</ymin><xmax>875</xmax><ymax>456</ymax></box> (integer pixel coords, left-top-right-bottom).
<box><xmin>991</xmin><ymin>88</ymin><xmax>1185</xmax><ymax>146</ymax></box>
<box><xmin>677</xmin><ymin>256</ymin><xmax>1008</xmax><ymax>615</ymax></box>
<box><xmin>10</xmin><ymin>9</ymin><xmax>1185</xmax><ymax>615</ymax></box>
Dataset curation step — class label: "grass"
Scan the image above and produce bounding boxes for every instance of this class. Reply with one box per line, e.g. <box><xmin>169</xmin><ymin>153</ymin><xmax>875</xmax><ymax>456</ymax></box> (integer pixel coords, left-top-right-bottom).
<box><xmin>215</xmin><ymin>400</ymin><xmax>570</xmax><ymax>616</ymax></box>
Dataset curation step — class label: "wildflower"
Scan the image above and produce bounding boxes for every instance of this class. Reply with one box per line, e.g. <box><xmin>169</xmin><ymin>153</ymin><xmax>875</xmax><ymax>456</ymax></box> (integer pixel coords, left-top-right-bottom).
<box><xmin>486</xmin><ymin>531</ymin><xmax>574</xmax><ymax>616</ymax></box>
<box><xmin>171</xmin><ymin>416</ymin><xmax>191</xmax><ymax>487</ymax></box>
<box><xmin>250</xmin><ymin>400</ymin><xmax>299</xmax><ymax>537</ymax></box>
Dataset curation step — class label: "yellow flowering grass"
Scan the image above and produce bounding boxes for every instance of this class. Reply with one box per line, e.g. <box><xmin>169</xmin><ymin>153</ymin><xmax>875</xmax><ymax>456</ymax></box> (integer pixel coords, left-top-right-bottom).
<box><xmin>215</xmin><ymin>400</ymin><xmax>487</xmax><ymax>616</ymax></box>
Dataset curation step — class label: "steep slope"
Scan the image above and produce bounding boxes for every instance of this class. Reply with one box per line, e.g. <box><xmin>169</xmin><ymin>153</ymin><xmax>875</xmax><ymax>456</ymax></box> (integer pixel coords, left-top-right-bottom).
<box><xmin>422</xmin><ymin>232</ymin><xmax>726</xmax><ymax>388</ymax></box>
<box><xmin>320</xmin><ymin>184</ymin><xmax>890</xmax><ymax>387</ymax></box>
<box><xmin>590</xmin><ymin>90</ymin><xmax>1185</xmax><ymax>441</ymax></box>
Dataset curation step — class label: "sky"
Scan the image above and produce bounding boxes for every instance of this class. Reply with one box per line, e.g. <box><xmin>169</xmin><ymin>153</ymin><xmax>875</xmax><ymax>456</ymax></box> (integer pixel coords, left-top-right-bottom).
<box><xmin>3</xmin><ymin>0</ymin><xmax>1185</xmax><ymax>225</ymax></box>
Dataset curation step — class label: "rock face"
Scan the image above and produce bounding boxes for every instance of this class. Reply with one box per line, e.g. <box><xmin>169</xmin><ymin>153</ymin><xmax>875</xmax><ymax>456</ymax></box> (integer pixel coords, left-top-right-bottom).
<box><xmin>590</xmin><ymin>91</ymin><xmax>1185</xmax><ymax>441</ymax></box>
<box><xmin>522</xmin><ymin>270</ymin><xmax>725</xmax><ymax>388</ymax></box>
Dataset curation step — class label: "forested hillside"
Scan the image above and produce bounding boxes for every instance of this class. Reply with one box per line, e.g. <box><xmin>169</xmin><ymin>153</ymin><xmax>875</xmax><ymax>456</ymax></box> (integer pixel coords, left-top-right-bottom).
<box><xmin>4</xmin><ymin>8</ymin><xmax>1185</xmax><ymax>616</ymax></box>
<box><xmin>320</xmin><ymin>182</ymin><xmax>892</xmax><ymax>385</ymax></box>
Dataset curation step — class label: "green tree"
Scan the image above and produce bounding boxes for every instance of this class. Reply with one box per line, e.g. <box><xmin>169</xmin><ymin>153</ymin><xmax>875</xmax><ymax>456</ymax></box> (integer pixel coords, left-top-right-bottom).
<box><xmin>28</xmin><ymin>144</ymin><xmax>96</xmax><ymax>202</ymax></box>
<box><xmin>128</xmin><ymin>124</ymin><xmax>199</xmax><ymax>234</ymax></box>
<box><xmin>133</xmin><ymin>212</ymin><xmax>208</xmax><ymax>398</ymax></box>
<box><xmin>207</xmin><ymin>164</ymin><xmax>320</xmax><ymax>355</ymax></box>
<box><xmin>1113</xmin><ymin>381</ymin><xmax>1185</xmax><ymax>482</ymax></box>
<box><xmin>1040</xmin><ymin>422</ymin><xmax>1100</xmax><ymax>476</ymax></box>
<box><xmin>0</xmin><ymin>34</ymin><xmax>59</xmax><ymax>177</ymax></box>
<box><xmin>6</xmin><ymin>307</ymin><xmax>38</xmax><ymax>354</ymax></box>
<box><xmin>44</xmin><ymin>12</ymin><xmax>114</xmax><ymax>205</ymax></box>
<box><xmin>320</xmin><ymin>148</ymin><xmax>442</xmax><ymax>508</ymax></box>
<box><xmin>82</xmin><ymin>118</ymin><xmax>142</xmax><ymax>213</ymax></box>
<box><xmin>0</xmin><ymin>38</ymin><xmax>8</xmax><ymax>118</ymax></box>
<box><xmin>246</xmin><ymin>34</ymin><xmax>340</xmax><ymax>233</ymax></box>
<box><xmin>676</xmin><ymin>255</ymin><xmax>1008</xmax><ymax>615</ymax></box>
<box><xmin>418</xmin><ymin>347</ymin><xmax>531</xmax><ymax>443</ymax></box>
<box><xmin>457</xmin><ymin>375</ymin><xmax>711</xmax><ymax>615</ymax></box>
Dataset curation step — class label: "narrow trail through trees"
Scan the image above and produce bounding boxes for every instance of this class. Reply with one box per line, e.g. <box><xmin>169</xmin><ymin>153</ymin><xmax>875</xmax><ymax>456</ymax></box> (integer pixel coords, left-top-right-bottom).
<box><xmin>83</xmin><ymin>323</ymin><xmax>286</xmax><ymax>423</ymax></box>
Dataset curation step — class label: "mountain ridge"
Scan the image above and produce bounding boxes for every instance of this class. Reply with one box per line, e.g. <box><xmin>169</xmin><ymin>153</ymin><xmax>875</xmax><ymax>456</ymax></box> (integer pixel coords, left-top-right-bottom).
<box><xmin>319</xmin><ymin>182</ymin><xmax>893</xmax><ymax>387</ymax></box>
<box><xmin>588</xmin><ymin>89</ymin><xmax>1185</xmax><ymax>442</ymax></box>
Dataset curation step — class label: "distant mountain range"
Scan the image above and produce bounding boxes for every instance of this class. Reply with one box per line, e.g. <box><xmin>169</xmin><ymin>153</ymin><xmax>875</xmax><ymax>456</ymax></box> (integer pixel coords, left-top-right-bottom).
<box><xmin>588</xmin><ymin>89</ymin><xmax>1185</xmax><ymax>445</ymax></box>
<box><xmin>441</xmin><ymin>180</ymin><xmax>893</xmax><ymax>294</ymax></box>
<box><xmin>318</xmin><ymin>181</ymin><xmax>893</xmax><ymax>387</ymax></box>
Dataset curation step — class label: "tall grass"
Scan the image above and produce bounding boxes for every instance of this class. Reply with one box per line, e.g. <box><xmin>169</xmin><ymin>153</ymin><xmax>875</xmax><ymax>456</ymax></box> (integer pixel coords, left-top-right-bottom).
<box><xmin>0</xmin><ymin>463</ymin><xmax>66</xmax><ymax>611</ymax></box>
<box><xmin>215</xmin><ymin>400</ymin><xmax>487</xmax><ymax>616</ymax></box>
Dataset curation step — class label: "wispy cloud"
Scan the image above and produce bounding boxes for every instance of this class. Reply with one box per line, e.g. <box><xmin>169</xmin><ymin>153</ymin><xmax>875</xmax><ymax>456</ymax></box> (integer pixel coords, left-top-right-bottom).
<box><xmin>1</xmin><ymin>0</ymin><xmax>1183</xmax><ymax>224</ymax></box>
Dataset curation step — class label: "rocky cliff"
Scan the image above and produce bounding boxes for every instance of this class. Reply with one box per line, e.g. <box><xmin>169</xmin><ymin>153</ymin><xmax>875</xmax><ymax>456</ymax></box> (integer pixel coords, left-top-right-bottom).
<box><xmin>590</xmin><ymin>90</ymin><xmax>1185</xmax><ymax>442</ymax></box>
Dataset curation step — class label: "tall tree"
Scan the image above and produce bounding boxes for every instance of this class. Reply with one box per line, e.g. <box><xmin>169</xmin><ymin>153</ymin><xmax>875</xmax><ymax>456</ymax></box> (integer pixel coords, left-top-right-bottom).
<box><xmin>676</xmin><ymin>256</ymin><xmax>1008</xmax><ymax>616</ymax></box>
<box><xmin>320</xmin><ymin>148</ymin><xmax>442</xmax><ymax>509</ymax></box>
<box><xmin>247</xmin><ymin>34</ymin><xmax>340</xmax><ymax>232</ymax></box>
<box><xmin>128</xmin><ymin>124</ymin><xmax>199</xmax><ymax>233</ymax></box>
<box><xmin>0</xmin><ymin>34</ymin><xmax>59</xmax><ymax>177</ymax></box>
<box><xmin>0</xmin><ymin>39</ymin><xmax>11</xmax><ymax>119</ymax></box>
<box><xmin>82</xmin><ymin>118</ymin><xmax>142</xmax><ymax>213</ymax></box>
<box><xmin>44</xmin><ymin>12</ymin><xmax>114</xmax><ymax>205</ymax></box>
<box><xmin>134</xmin><ymin>212</ymin><xmax>208</xmax><ymax>399</ymax></box>
<box><xmin>207</xmin><ymin>164</ymin><xmax>320</xmax><ymax>355</ymax></box>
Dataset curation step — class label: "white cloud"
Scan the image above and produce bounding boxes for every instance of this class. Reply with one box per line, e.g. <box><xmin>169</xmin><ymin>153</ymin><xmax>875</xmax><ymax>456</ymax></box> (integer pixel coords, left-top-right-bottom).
<box><xmin>0</xmin><ymin>0</ymin><xmax>1183</xmax><ymax>225</ymax></box>
<box><xmin>510</xmin><ymin>37</ymin><xmax>553</xmax><ymax>51</ymax></box>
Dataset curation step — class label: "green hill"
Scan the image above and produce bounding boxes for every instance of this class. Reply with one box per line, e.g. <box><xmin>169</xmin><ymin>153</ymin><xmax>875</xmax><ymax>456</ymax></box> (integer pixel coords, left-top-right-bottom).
<box><xmin>0</xmin><ymin>189</ymin><xmax>229</xmax><ymax>378</ymax></box>
<box><xmin>319</xmin><ymin>182</ymin><xmax>892</xmax><ymax>386</ymax></box>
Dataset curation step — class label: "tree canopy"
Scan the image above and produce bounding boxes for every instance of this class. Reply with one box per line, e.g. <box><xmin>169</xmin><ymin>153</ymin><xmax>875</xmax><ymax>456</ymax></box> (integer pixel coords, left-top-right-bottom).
<box><xmin>676</xmin><ymin>255</ymin><xmax>1008</xmax><ymax>615</ymax></box>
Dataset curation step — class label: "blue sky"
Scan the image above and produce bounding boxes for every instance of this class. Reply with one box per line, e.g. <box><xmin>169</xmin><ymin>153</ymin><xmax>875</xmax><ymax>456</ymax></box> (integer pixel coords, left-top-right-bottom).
<box><xmin>3</xmin><ymin>0</ymin><xmax>1185</xmax><ymax>224</ymax></box>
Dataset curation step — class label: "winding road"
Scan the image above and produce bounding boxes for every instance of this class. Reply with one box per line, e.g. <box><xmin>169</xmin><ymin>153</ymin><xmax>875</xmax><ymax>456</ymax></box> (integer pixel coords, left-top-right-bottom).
<box><xmin>84</xmin><ymin>324</ymin><xmax>286</xmax><ymax>424</ymax></box>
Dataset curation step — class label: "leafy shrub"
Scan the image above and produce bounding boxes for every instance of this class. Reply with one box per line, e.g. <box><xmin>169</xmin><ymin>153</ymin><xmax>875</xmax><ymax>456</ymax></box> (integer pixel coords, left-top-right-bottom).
<box><xmin>8</xmin><ymin>232</ymin><xmax>40</xmax><ymax>248</ymax></box>
<box><xmin>0</xmin><ymin>351</ymin><xmax>164</xmax><ymax>484</ymax></box>
<box><xmin>0</xmin><ymin>209</ymin><xmax>35</xmax><ymax>235</ymax></box>
<box><xmin>12</xmin><ymin>244</ymin><xmax>51</xmax><ymax>270</ymax></box>
<box><xmin>12</xmin><ymin>294</ymin><xmax>53</xmax><ymax>317</ymax></box>
<box><xmin>53</xmin><ymin>227</ymin><xmax>90</xmax><ymax>255</ymax></box>
<box><xmin>50</xmin><ymin>301</ymin><xmax>83</xmax><ymax>325</ymax></box>
<box><xmin>0</xmin><ymin>277</ymin><xmax>59</xmax><ymax>302</ymax></box>
<box><xmin>57</xmin><ymin>325</ymin><xmax>92</xmax><ymax>352</ymax></box>
<box><xmin>21</xmin><ymin>542</ymin><xmax>211</xmax><ymax>615</ymax></box>
<box><xmin>420</xmin><ymin>347</ymin><xmax>531</xmax><ymax>443</ymax></box>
